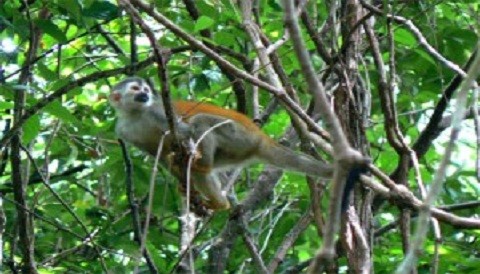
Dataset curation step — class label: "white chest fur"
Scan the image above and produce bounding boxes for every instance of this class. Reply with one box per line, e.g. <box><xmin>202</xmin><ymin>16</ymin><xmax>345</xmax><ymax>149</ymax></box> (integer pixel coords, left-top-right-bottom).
<box><xmin>115</xmin><ymin>111</ymin><xmax>164</xmax><ymax>152</ymax></box>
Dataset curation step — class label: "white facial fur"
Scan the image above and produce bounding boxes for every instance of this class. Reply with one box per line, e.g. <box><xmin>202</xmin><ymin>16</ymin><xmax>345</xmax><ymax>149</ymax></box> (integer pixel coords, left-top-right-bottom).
<box><xmin>110</xmin><ymin>78</ymin><xmax>154</xmax><ymax>112</ymax></box>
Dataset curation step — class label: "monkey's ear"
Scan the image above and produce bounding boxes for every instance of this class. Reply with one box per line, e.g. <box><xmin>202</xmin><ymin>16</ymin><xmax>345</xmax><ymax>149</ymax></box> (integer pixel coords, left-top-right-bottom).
<box><xmin>109</xmin><ymin>91</ymin><xmax>121</xmax><ymax>102</ymax></box>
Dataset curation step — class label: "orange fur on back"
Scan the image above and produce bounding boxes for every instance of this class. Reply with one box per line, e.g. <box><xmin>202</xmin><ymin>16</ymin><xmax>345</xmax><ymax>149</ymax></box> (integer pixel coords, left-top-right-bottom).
<box><xmin>174</xmin><ymin>101</ymin><xmax>263</xmax><ymax>132</ymax></box>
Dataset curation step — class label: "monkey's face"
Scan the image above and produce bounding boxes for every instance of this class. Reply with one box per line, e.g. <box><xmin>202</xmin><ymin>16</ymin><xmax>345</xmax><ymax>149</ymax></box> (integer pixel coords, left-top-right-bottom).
<box><xmin>109</xmin><ymin>77</ymin><xmax>155</xmax><ymax>112</ymax></box>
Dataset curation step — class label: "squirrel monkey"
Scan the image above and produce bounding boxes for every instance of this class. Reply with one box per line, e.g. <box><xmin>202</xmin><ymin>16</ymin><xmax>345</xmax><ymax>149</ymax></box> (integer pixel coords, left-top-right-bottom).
<box><xmin>109</xmin><ymin>77</ymin><xmax>334</xmax><ymax>211</ymax></box>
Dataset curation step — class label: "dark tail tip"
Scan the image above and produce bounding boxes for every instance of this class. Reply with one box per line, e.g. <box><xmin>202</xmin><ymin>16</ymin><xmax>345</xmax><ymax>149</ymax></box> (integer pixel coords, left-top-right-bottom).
<box><xmin>341</xmin><ymin>164</ymin><xmax>370</xmax><ymax>212</ymax></box>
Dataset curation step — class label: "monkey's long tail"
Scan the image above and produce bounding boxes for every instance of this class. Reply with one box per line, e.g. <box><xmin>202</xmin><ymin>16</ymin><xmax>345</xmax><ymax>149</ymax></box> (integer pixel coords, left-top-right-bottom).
<box><xmin>259</xmin><ymin>142</ymin><xmax>333</xmax><ymax>178</ymax></box>
<box><xmin>261</xmin><ymin>142</ymin><xmax>370</xmax><ymax>211</ymax></box>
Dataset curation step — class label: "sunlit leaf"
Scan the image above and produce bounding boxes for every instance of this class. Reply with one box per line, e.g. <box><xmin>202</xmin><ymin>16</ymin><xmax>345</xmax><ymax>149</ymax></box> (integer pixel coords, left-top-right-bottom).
<box><xmin>83</xmin><ymin>1</ymin><xmax>119</xmax><ymax>20</ymax></box>
<box><xmin>194</xmin><ymin>16</ymin><xmax>214</xmax><ymax>32</ymax></box>
<box><xmin>22</xmin><ymin>114</ymin><xmax>41</xmax><ymax>143</ymax></box>
<box><xmin>35</xmin><ymin>19</ymin><xmax>67</xmax><ymax>43</ymax></box>
<box><xmin>44</xmin><ymin>100</ymin><xmax>82</xmax><ymax>127</ymax></box>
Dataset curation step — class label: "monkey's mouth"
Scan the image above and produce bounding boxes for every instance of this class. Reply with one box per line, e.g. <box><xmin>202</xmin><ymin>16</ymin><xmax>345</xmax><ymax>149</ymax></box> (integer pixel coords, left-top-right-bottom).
<box><xmin>134</xmin><ymin>93</ymin><xmax>149</xmax><ymax>103</ymax></box>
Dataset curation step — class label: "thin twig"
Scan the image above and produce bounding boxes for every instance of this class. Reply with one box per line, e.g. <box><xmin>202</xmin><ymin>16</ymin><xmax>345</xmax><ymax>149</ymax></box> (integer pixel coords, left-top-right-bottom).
<box><xmin>396</xmin><ymin>43</ymin><xmax>480</xmax><ymax>273</ymax></box>
<box><xmin>473</xmin><ymin>86</ymin><xmax>480</xmax><ymax>182</ymax></box>
<box><xmin>366</xmin><ymin>166</ymin><xmax>480</xmax><ymax>229</ymax></box>
<box><xmin>361</xmin><ymin>0</ymin><xmax>467</xmax><ymax>77</ymax></box>
<box><xmin>20</xmin><ymin>145</ymin><xmax>108</xmax><ymax>271</ymax></box>
<box><xmin>134</xmin><ymin>134</ymin><xmax>167</xmax><ymax>274</ymax></box>
<box><xmin>267</xmin><ymin>208</ymin><xmax>312</xmax><ymax>272</ymax></box>
<box><xmin>119</xmin><ymin>140</ymin><xmax>159</xmax><ymax>273</ymax></box>
<box><xmin>240</xmin><ymin>223</ymin><xmax>269</xmax><ymax>274</ymax></box>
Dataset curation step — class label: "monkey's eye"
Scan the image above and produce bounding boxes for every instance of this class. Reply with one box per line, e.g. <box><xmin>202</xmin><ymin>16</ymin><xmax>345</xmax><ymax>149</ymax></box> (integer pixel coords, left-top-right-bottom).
<box><xmin>143</xmin><ymin>87</ymin><xmax>150</xmax><ymax>93</ymax></box>
<box><xmin>131</xmin><ymin>85</ymin><xmax>140</xmax><ymax>91</ymax></box>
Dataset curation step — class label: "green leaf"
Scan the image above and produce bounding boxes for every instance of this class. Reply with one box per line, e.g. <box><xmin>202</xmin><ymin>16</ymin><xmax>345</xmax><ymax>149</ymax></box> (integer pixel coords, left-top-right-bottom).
<box><xmin>213</xmin><ymin>31</ymin><xmax>236</xmax><ymax>47</ymax></box>
<box><xmin>268</xmin><ymin>0</ymin><xmax>282</xmax><ymax>11</ymax></box>
<box><xmin>37</xmin><ymin>62</ymin><xmax>57</xmax><ymax>81</ymax></box>
<box><xmin>44</xmin><ymin>101</ymin><xmax>82</xmax><ymax>127</ymax></box>
<box><xmin>394</xmin><ymin>28</ymin><xmax>416</xmax><ymax>47</ymax></box>
<box><xmin>83</xmin><ymin>1</ymin><xmax>119</xmax><ymax>20</ymax></box>
<box><xmin>22</xmin><ymin>114</ymin><xmax>41</xmax><ymax>143</ymax></box>
<box><xmin>196</xmin><ymin>2</ymin><xmax>216</xmax><ymax>18</ymax></box>
<box><xmin>0</xmin><ymin>85</ymin><xmax>15</xmax><ymax>100</ymax></box>
<box><xmin>35</xmin><ymin>19</ymin><xmax>67</xmax><ymax>43</ymax></box>
<box><xmin>0</xmin><ymin>101</ymin><xmax>13</xmax><ymax>110</ymax></box>
<box><xmin>194</xmin><ymin>16</ymin><xmax>214</xmax><ymax>32</ymax></box>
<box><xmin>57</xmin><ymin>0</ymin><xmax>82</xmax><ymax>23</ymax></box>
<box><xmin>191</xmin><ymin>74</ymin><xmax>210</xmax><ymax>92</ymax></box>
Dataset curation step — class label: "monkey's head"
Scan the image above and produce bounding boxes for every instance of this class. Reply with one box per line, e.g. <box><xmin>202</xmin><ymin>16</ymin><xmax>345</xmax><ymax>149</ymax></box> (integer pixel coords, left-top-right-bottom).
<box><xmin>109</xmin><ymin>77</ymin><xmax>156</xmax><ymax>113</ymax></box>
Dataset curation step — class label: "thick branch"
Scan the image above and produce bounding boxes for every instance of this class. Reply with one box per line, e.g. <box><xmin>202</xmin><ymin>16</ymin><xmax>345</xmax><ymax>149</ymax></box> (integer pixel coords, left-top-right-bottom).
<box><xmin>10</xmin><ymin>5</ymin><xmax>46</xmax><ymax>273</ymax></box>
<box><xmin>283</xmin><ymin>2</ymin><xmax>366</xmax><ymax>271</ymax></box>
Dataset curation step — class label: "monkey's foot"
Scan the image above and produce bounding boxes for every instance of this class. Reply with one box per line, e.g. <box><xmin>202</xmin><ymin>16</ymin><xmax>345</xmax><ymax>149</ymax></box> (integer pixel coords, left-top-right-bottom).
<box><xmin>202</xmin><ymin>198</ymin><xmax>231</xmax><ymax>211</ymax></box>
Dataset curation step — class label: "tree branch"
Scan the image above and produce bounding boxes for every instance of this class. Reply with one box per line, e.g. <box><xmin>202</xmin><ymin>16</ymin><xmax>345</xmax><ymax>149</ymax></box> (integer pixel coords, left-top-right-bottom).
<box><xmin>118</xmin><ymin>140</ymin><xmax>159</xmax><ymax>274</ymax></box>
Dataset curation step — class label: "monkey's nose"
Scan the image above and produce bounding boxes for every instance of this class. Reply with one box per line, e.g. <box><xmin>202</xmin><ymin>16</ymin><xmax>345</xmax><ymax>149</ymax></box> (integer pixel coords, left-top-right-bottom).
<box><xmin>134</xmin><ymin>93</ymin><xmax>149</xmax><ymax>103</ymax></box>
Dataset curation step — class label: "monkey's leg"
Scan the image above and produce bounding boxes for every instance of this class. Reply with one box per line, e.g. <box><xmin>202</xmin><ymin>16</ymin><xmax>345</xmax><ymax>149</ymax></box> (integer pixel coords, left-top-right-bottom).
<box><xmin>189</xmin><ymin>128</ymin><xmax>231</xmax><ymax>210</ymax></box>
<box><xmin>191</xmin><ymin>169</ymin><xmax>230</xmax><ymax>210</ymax></box>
